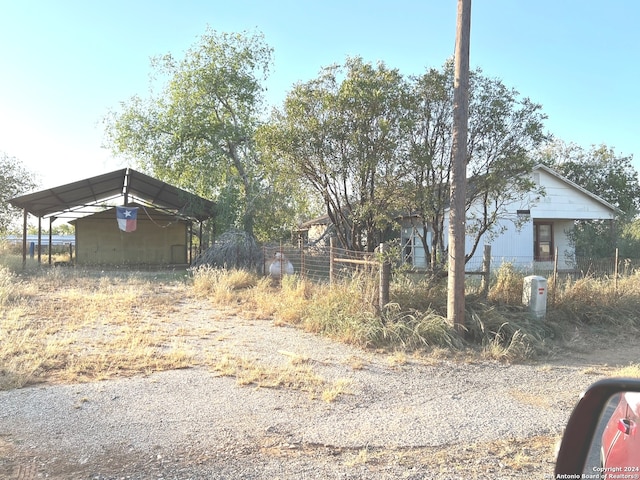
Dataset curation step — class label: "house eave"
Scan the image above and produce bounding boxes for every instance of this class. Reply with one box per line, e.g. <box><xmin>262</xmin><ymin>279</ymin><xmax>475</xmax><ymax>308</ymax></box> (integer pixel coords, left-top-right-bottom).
<box><xmin>532</xmin><ymin>164</ymin><xmax>622</xmax><ymax>215</ymax></box>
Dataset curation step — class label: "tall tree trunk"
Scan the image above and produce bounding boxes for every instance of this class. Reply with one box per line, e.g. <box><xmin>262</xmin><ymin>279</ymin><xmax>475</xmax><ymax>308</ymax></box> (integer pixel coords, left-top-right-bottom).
<box><xmin>447</xmin><ymin>0</ymin><xmax>471</xmax><ymax>331</ymax></box>
<box><xmin>227</xmin><ymin>141</ymin><xmax>255</xmax><ymax>237</ymax></box>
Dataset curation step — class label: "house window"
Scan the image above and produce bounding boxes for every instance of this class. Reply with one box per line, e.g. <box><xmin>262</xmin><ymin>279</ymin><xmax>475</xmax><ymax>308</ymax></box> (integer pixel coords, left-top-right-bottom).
<box><xmin>534</xmin><ymin>222</ymin><xmax>553</xmax><ymax>261</ymax></box>
<box><xmin>401</xmin><ymin>230</ymin><xmax>414</xmax><ymax>266</ymax></box>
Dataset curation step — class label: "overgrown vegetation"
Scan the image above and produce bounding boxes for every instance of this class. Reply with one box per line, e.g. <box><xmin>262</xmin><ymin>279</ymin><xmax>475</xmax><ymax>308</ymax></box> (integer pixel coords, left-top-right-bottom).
<box><xmin>0</xmin><ymin>266</ymin><xmax>195</xmax><ymax>390</ymax></box>
<box><xmin>191</xmin><ymin>230</ymin><xmax>263</xmax><ymax>271</ymax></box>
<box><xmin>189</xmin><ymin>261</ymin><xmax>640</xmax><ymax>363</ymax></box>
<box><xmin>3</xmin><ymin>258</ymin><xmax>640</xmax><ymax>392</ymax></box>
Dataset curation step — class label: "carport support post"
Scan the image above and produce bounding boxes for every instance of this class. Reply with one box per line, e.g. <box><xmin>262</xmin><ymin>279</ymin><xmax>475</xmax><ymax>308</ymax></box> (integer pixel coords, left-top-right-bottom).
<box><xmin>21</xmin><ymin>209</ymin><xmax>27</xmax><ymax>268</ymax></box>
<box><xmin>48</xmin><ymin>217</ymin><xmax>54</xmax><ymax>265</ymax></box>
<box><xmin>37</xmin><ymin>217</ymin><xmax>42</xmax><ymax>264</ymax></box>
<box><xmin>188</xmin><ymin>222</ymin><xmax>193</xmax><ymax>264</ymax></box>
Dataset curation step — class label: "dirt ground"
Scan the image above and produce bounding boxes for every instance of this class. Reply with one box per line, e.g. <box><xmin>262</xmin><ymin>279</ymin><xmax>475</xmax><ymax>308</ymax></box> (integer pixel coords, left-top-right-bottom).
<box><xmin>1</xmin><ymin>296</ymin><xmax>637</xmax><ymax>480</ymax></box>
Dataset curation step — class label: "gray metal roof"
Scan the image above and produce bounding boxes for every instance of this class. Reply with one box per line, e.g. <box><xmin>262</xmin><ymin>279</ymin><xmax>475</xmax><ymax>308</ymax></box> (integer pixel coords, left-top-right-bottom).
<box><xmin>9</xmin><ymin>168</ymin><xmax>216</xmax><ymax>222</ymax></box>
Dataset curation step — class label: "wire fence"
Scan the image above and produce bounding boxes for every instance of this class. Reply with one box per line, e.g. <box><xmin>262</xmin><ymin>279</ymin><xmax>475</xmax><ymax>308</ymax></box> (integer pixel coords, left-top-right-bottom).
<box><xmin>263</xmin><ymin>239</ymin><xmax>391</xmax><ymax>307</ymax></box>
<box><xmin>263</xmin><ymin>241</ymin><xmax>640</xmax><ymax>292</ymax></box>
<box><xmin>262</xmin><ymin>243</ymin><xmax>381</xmax><ymax>284</ymax></box>
<box><xmin>465</xmin><ymin>252</ymin><xmax>640</xmax><ymax>280</ymax></box>
<box><xmin>12</xmin><ymin>234</ymin><xmax>634</xmax><ymax>286</ymax></box>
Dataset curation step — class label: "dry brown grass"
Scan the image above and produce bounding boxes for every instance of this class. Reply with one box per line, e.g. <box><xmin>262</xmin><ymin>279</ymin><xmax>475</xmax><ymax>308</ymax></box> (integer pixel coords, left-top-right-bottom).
<box><xmin>285</xmin><ymin>434</ymin><xmax>558</xmax><ymax>476</ymax></box>
<box><xmin>346</xmin><ymin>355</ymin><xmax>368</xmax><ymax>370</ymax></box>
<box><xmin>321</xmin><ymin>377</ymin><xmax>352</xmax><ymax>402</ymax></box>
<box><xmin>387</xmin><ymin>350</ymin><xmax>408</xmax><ymax>367</ymax></box>
<box><xmin>192</xmin><ymin>267</ymin><xmax>640</xmax><ymax>363</ymax></box>
<box><xmin>191</xmin><ymin>266</ymin><xmax>258</xmax><ymax>305</ymax></box>
<box><xmin>610</xmin><ymin>363</ymin><xmax>640</xmax><ymax>378</ymax></box>
<box><xmin>0</xmin><ymin>269</ymin><xmax>195</xmax><ymax>390</ymax></box>
<box><xmin>1</xmin><ymin>266</ymin><xmax>356</xmax><ymax>400</ymax></box>
<box><xmin>509</xmin><ymin>389</ymin><xmax>552</xmax><ymax>408</ymax></box>
<box><xmin>211</xmin><ymin>352</ymin><xmax>351</xmax><ymax>402</ymax></box>
<box><xmin>5</xmin><ymin>260</ymin><xmax>639</xmax><ymax>394</ymax></box>
<box><xmin>487</xmin><ymin>262</ymin><xmax>524</xmax><ymax>305</ymax></box>
<box><xmin>411</xmin><ymin>434</ymin><xmax>558</xmax><ymax>476</ymax></box>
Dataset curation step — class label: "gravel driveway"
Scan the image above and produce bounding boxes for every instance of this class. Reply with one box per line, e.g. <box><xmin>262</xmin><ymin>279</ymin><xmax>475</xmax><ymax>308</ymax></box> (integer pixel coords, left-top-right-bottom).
<box><xmin>0</xmin><ymin>307</ymin><xmax>625</xmax><ymax>479</ymax></box>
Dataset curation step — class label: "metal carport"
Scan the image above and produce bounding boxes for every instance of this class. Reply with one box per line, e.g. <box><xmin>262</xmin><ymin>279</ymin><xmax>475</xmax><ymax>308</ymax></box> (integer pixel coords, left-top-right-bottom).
<box><xmin>9</xmin><ymin>168</ymin><xmax>216</xmax><ymax>267</ymax></box>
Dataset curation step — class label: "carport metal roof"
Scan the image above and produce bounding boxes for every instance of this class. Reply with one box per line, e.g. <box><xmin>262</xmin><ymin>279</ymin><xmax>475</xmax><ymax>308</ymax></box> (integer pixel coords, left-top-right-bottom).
<box><xmin>9</xmin><ymin>168</ymin><xmax>216</xmax><ymax>222</ymax></box>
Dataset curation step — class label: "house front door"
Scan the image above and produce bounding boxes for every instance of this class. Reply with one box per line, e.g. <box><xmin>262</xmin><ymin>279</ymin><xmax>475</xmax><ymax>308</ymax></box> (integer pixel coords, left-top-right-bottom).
<box><xmin>534</xmin><ymin>222</ymin><xmax>554</xmax><ymax>261</ymax></box>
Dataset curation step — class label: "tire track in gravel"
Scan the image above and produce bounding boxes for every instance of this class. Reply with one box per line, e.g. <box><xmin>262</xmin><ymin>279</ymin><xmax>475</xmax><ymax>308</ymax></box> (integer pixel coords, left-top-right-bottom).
<box><xmin>1</xmin><ymin>302</ymin><xmax>636</xmax><ymax>479</ymax></box>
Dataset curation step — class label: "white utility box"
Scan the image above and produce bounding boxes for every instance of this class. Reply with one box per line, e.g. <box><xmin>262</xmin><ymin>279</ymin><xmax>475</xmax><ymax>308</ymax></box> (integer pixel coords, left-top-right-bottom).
<box><xmin>522</xmin><ymin>275</ymin><xmax>547</xmax><ymax>320</ymax></box>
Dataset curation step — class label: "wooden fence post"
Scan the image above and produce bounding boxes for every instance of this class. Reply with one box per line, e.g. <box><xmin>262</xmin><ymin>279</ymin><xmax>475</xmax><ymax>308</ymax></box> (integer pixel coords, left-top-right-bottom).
<box><xmin>614</xmin><ymin>248</ymin><xmax>619</xmax><ymax>293</ymax></box>
<box><xmin>263</xmin><ymin>246</ymin><xmax>267</xmax><ymax>277</ymax></box>
<box><xmin>279</xmin><ymin>242</ymin><xmax>283</xmax><ymax>283</ymax></box>
<box><xmin>379</xmin><ymin>242</ymin><xmax>391</xmax><ymax>308</ymax></box>
<box><xmin>329</xmin><ymin>237</ymin><xmax>335</xmax><ymax>285</ymax></box>
<box><xmin>552</xmin><ymin>247</ymin><xmax>559</xmax><ymax>305</ymax></box>
<box><xmin>480</xmin><ymin>244</ymin><xmax>491</xmax><ymax>298</ymax></box>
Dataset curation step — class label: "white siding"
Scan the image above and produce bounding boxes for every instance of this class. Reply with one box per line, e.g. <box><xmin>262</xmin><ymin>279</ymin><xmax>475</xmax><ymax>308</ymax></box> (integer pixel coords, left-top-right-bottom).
<box><xmin>466</xmin><ymin>217</ymin><xmax>534</xmax><ymax>269</ymax></box>
<box><xmin>530</xmin><ymin>170</ymin><xmax>616</xmax><ymax>220</ymax></box>
<box><xmin>403</xmin><ymin>167</ymin><xmax>616</xmax><ymax>270</ymax></box>
<box><xmin>463</xmin><ymin>219</ymin><xmax>576</xmax><ymax>270</ymax></box>
<box><xmin>428</xmin><ymin>166</ymin><xmax>617</xmax><ymax>272</ymax></box>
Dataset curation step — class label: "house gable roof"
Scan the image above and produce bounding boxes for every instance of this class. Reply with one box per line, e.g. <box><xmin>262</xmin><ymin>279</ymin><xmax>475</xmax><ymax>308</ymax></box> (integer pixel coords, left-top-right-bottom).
<box><xmin>532</xmin><ymin>164</ymin><xmax>620</xmax><ymax>215</ymax></box>
<box><xmin>9</xmin><ymin>168</ymin><xmax>216</xmax><ymax>222</ymax></box>
<box><xmin>298</xmin><ymin>164</ymin><xmax>620</xmax><ymax>229</ymax></box>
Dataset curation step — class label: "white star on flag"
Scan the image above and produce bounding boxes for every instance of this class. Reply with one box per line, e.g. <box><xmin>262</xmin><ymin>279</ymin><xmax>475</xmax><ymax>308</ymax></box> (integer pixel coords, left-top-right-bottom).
<box><xmin>116</xmin><ymin>206</ymin><xmax>139</xmax><ymax>232</ymax></box>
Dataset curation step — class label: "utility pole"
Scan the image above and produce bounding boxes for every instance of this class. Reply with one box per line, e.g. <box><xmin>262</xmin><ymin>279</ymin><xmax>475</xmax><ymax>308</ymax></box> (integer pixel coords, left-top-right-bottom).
<box><xmin>447</xmin><ymin>0</ymin><xmax>471</xmax><ymax>332</ymax></box>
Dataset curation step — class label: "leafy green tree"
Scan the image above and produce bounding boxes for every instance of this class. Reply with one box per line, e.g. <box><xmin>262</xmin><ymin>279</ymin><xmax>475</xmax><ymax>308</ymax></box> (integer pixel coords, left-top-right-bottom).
<box><xmin>261</xmin><ymin>59</ymin><xmax>548</xmax><ymax>258</ymax></box>
<box><xmin>617</xmin><ymin>220</ymin><xmax>640</xmax><ymax>259</ymax></box>
<box><xmin>104</xmin><ymin>28</ymin><xmax>305</xmax><ymax>241</ymax></box>
<box><xmin>259</xmin><ymin>57</ymin><xmax>409</xmax><ymax>251</ymax></box>
<box><xmin>398</xmin><ymin>66</ymin><xmax>452</xmax><ymax>267</ymax></box>
<box><xmin>31</xmin><ymin>223</ymin><xmax>74</xmax><ymax>236</ymax></box>
<box><xmin>463</xmin><ymin>69</ymin><xmax>548</xmax><ymax>261</ymax></box>
<box><xmin>0</xmin><ymin>152</ymin><xmax>36</xmax><ymax>234</ymax></box>
<box><xmin>400</xmin><ymin>63</ymin><xmax>548</xmax><ymax>268</ymax></box>
<box><xmin>537</xmin><ymin>140</ymin><xmax>640</xmax><ymax>257</ymax></box>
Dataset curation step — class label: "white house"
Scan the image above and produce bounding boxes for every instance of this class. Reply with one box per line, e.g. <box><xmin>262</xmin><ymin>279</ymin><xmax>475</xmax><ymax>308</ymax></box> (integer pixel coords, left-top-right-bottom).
<box><xmin>400</xmin><ymin>164</ymin><xmax>620</xmax><ymax>272</ymax></box>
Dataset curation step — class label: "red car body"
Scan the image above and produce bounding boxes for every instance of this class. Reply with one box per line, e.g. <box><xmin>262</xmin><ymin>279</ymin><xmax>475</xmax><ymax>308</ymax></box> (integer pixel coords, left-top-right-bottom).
<box><xmin>601</xmin><ymin>392</ymin><xmax>640</xmax><ymax>472</ymax></box>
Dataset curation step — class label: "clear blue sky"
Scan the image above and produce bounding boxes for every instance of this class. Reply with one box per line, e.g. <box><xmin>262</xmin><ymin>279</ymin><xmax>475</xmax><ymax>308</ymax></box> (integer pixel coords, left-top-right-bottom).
<box><xmin>1</xmin><ymin>0</ymin><xmax>638</xmax><ymax>190</ymax></box>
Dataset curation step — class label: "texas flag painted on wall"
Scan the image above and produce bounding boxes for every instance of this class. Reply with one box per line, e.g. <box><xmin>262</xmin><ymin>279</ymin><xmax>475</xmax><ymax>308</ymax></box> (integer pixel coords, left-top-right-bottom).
<box><xmin>116</xmin><ymin>206</ymin><xmax>138</xmax><ymax>232</ymax></box>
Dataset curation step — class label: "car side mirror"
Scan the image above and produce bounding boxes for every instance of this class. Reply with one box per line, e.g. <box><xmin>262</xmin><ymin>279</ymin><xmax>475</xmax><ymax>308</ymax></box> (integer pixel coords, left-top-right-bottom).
<box><xmin>555</xmin><ymin>378</ymin><xmax>640</xmax><ymax>476</ymax></box>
